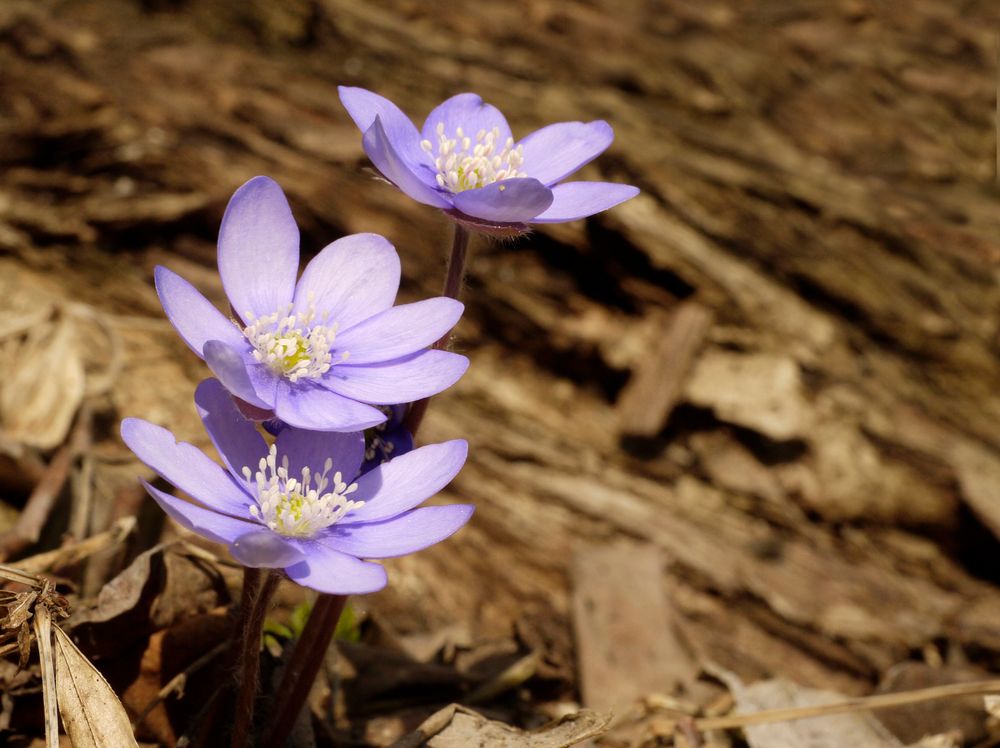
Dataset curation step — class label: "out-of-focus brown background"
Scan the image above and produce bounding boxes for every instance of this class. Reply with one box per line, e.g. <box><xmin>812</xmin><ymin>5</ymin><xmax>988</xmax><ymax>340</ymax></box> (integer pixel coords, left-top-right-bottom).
<box><xmin>3</xmin><ymin>0</ymin><xmax>1000</xmax><ymax>745</ymax></box>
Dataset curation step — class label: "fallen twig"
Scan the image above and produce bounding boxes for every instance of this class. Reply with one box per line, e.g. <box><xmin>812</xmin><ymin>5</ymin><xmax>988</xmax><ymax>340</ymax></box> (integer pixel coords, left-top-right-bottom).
<box><xmin>0</xmin><ymin>406</ymin><xmax>92</xmax><ymax>561</ymax></box>
<box><xmin>131</xmin><ymin>641</ymin><xmax>228</xmax><ymax>731</ymax></box>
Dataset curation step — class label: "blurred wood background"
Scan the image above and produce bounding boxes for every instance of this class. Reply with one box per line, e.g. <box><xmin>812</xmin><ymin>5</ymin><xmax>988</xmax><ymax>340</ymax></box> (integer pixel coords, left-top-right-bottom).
<box><xmin>3</xmin><ymin>0</ymin><xmax>1000</xmax><ymax>744</ymax></box>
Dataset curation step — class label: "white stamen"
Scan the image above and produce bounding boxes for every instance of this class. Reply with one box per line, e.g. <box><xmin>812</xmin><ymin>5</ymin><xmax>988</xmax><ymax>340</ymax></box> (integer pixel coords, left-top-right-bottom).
<box><xmin>427</xmin><ymin>122</ymin><xmax>527</xmax><ymax>193</ymax></box>
<box><xmin>242</xmin><ymin>296</ymin><xmax>347</xmax><ymax>382</ymax></box>
<box><xmin>245</xmin><ymin>444</ymin><xmax>364</xmax><ymax>538</ymax></box>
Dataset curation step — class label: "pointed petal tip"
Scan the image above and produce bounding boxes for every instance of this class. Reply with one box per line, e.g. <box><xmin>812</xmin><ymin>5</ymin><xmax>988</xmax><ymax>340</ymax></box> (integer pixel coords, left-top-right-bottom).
<box><xmin>153</xmin><ymin>265</ymin><xmax>245</xmax><ymax>357</ymax></box>
<box><xmin>448</xmin><ymin>438</ymin><xmax>470</xmax><ymax>462</ymax></box>
<box><xmin>518</xmin><ymin>120</ymin><xmax>616</xmax><ymax>185</ymax></box>
<box><xmin>119</xmin><ymin>416</ymin><xmax>141</xmax><ymax>440</ymax></box>
<box><xmin>284</xmin><ymin>548</ymin><xmax>389</xmax><ymax>595</ymax></box>
<box><xmin>241</xmin><ymin>174</ymin><xmax>280</xmax><ymax>188</ymax></box>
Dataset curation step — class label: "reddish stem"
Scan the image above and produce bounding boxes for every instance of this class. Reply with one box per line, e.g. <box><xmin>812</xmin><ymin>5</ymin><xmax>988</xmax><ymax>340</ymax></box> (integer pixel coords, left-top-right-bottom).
<box><xmin>265</xmin><ymin>224</ymin><xmax>472</xmax><ymax>747</ymax></box>
<box><xmin>263</xmin><ymin>593</ymin><xmax>347</xmax><ymax>748</ymax></box>
<box><xmin>404</xmin><ymin>222</ymin><xmax>471</xmax><ymax>434</ymax></box>
<box><xmin>231</xmin><ymin>570</ymin><xmax>281</xmax><ymax>748</ymax></box>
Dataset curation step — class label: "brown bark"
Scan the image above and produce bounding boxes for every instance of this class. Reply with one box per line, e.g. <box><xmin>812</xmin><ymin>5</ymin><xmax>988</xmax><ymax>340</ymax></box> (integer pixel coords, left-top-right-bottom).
<box><xmin>3</xmin><ymin>0</ymin><xmax>1000</xmax><ymax>742</ymax></box>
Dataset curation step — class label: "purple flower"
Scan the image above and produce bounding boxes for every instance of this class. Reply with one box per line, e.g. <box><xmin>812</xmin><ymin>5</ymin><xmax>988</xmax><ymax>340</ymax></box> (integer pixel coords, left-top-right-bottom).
<box><xmin>155</xmin><ymin>176</ymin><xmax>468</xmax><ymax>432</ymax></box>
<box><xmin>338</xmin><ymin>87</ymin><xmax>639</xmax><ymax>233</ymax></box>
<box><xmin>121</xmin><ymin>379</ymin><xmax>472</xmax><ymax>595</ymax></box>
<box><xmin>362</xmin><ymin>404</ymin><xmax>413</xmax><ymax>474</ymax></box>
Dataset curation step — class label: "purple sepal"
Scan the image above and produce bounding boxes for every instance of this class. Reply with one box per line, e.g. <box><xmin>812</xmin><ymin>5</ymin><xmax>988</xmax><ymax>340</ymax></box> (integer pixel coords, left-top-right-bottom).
<box><xmin>262</xmin><ymin>418</ymin><xmax>288</xmax><ymax>437</ymax></box>
<box><xmin>361</xmin><ymin>404</ymin><xmax>414</xmax><ymax>474</ymax></box>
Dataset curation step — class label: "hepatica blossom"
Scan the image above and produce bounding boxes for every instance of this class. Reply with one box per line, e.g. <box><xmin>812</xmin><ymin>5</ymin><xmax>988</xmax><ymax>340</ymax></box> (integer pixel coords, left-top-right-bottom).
<box><xmin>362</xmin><ymin>404</ymin><xmax>413</xmax><ymax>474</ymax></box>
<box><xmin>339</xmin><ymin>87</ymin><xmax>639</xmax><ymax>231</ymax></box>
<box><xmin>121</xmin><ymin>379</ymin><xmax>472</xmax><ymax>594</ymax></box>
<box><xmin>156</xmin><ymin>176</ymin><xmax>468</xmax><ymax>432</ymax></box>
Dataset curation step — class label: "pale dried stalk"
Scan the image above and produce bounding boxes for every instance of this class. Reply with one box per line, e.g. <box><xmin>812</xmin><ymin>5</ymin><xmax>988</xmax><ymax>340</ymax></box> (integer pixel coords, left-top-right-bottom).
<box><xmin>693</xmin><ymin>677</ymin><xmax>1000</xmax><ymax>732</ymax></box>
<box><xmin>33</xmin><ymin>605</ymin><xmax>58</xmax><ymax>748</ymax></box>
<box><xmin>12</xmin><ymin>516</ymin><xmax>136</xmax><ymax>574</ymax></box>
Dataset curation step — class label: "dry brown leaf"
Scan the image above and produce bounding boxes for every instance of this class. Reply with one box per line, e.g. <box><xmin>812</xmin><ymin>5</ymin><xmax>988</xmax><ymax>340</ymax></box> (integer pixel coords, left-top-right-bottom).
<box><xmin>391</xmin><ymin>704</ymin><xmax>610</xmax><ymax>748</ymax></box>
<box><xmin>0</xmin><ymin>310</ymin><xmax>85</xmax><ymax>450</ymax></box>
<box><xmin>728</xmin><ymin>675</ymin><xmax>903</xmax><ymax>748</ymax></box>
<box><xmin>985</xmin><ymin>694</ymin><xmax>1000</xmax><ymax>718</ymax></box>
<box><xmin>1</xmin><ymin>590</ymin><xmax>37</xmax><ymax>629</ymax></box>
<box><xmin>53</xmin><ymin>624</ymin><xmax>139</xmax><ymax>748</ymax></box>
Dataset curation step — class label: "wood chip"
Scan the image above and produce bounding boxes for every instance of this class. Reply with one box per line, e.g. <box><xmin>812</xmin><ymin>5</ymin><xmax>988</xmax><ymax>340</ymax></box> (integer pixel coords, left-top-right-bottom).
<box><xmin>617</xmin><ymin>302</ymin><xmax>713</xmax><ymax>438</ymax></box>
<box><xmin>571</xmin><ymin>542</ymin><xmax>697</xmax><ymax>714</ymax></box>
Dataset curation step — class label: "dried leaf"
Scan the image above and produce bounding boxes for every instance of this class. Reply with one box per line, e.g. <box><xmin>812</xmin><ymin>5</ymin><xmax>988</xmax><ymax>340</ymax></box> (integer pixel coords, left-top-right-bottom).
<box><xmin>53</xmin><ymin>623</ymin><xmax>139</xmax><ymax>748</ymax></box>
<box><xmin>985</xmin><ymin>694</ymin><xmax>1000</xmax><ymax>717</ymax></box>
<box><xmin>391</xmin><ymin>704</ymin><xmax>610</xmax><ymax>748</ymax></box>
<box><xmin>71</xmin><ymin>545</ymin><xmax>227</xmax><ymax>657</ymax></box>
<box><xmin>16</xmin><ymin>621</ymin><xmax>31</xmax><ymax>672</ymax></box>
<box><xmin>0</xmin><ymin>310</ymin><xmax>85</xmax><ymax>449</ymax></box>
<box><xmin>727</xmin><ymin>675</ymin><xmax>903</xmax><ymax>748</ymax></box>
<box><xmin>0</xmin><ymin>590</ymin><xmax>37</xmax><ymax>629</ymax></box>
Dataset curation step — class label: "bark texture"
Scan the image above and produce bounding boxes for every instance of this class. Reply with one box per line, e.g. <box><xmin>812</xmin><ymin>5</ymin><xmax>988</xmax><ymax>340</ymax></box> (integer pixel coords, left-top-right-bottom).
<box><xmin>3</xmin><ymin>0</ymin><xmax>1000</xmax><ymax>742</ymax></box>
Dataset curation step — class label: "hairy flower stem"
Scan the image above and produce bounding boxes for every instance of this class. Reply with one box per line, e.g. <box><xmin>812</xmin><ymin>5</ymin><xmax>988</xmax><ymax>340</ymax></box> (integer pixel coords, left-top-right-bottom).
<box><xmin>232</xmin><ymin>569</ymin><xmax>281</xmax><ymax>748</ymax></box>
<box><xmin>404</xmin><ymin>223</ymin><xmax>471</xmax><ymax>434</ymax></box>
<box><xmin>263</xmin><ymin>227</ymin><xmax>471</xmax><ymax>748</ymax></box>
<box><xmin>263</xmin><ymin>593</ymin><xmax>348</xmax><ymax>748</ymax></box>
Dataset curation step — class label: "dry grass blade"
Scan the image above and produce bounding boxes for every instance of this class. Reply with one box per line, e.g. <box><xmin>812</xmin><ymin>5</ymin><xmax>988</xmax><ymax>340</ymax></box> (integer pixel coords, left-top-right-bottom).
<box><xmin>693</xmin><ymin>678</ymin><xmax>1000</xmax><ymax>732</ymax></box>
<box><xmin>0</xmin><ymin>564</ymin><xmax>46</xmax><ymax>588</ymax></box>
<box><xmin>33</xmin><ymin>605</ymin><xmax>58</xmax><ymax>748</ymax></box>
<box><xmin>53</xmin><ymin>623</ymin><xmax>139</xmax><ymax>747</ymax></box>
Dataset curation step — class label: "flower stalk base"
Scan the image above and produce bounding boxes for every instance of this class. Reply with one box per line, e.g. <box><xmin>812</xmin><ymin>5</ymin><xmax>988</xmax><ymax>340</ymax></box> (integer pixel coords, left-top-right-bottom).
<box><xmin>232</xmin><ymin>569</ymin><xmax>281</xmax><ymax>748</ymax></box>
<box><xmin>264</xmin><ymin>593</ymin><xmax>348</xmax><ymax>748</ymax></box>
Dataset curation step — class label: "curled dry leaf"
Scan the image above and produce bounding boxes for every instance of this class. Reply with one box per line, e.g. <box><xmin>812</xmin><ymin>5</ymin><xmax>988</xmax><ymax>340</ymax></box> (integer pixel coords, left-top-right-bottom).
<box><xmin>53</xmin><ymin>623</ymin><xmax>139</xmax><ymax>748</ymax></box>
<box><xmin>725</xmin><ymin>674</ymin><xmax>903</xmax><ymax>748</ymax></box>
<box><xmin>390</xmin><ymin>704</ymin><xmax>610</xmax><ymax>748</ymax></box>
<box><xmin>71</xmin><ymin>544</ymin><xmax>228</xmax><ymax>658</ymax></box>
<box><xmin>0</xmin><ymin>307</ymin><xmax>84</xmax><ymax>451</ymax></box>
<box><xmin>0</xmin><ymin>260</ymin><xmax>126</xmax><ymax>451</ymax></box>
<box><xmin>983</xmin><ymin>694</ymin><xmax>1000</xmax><ymax>718</ymax></box>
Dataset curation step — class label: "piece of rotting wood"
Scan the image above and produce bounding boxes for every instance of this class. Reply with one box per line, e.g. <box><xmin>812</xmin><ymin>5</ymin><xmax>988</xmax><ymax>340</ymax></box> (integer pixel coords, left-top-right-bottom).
<box><xmin>571</xmin><ymin>542</ymin><xmax>697</xmax><ymax>715</ymax></box>
<box><xmin>616</xmin><ymin>302</ymin><xmax>713</xmax><ymax>438</ymax></box>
